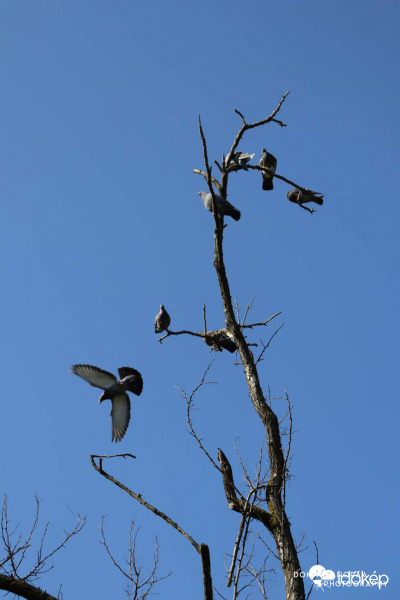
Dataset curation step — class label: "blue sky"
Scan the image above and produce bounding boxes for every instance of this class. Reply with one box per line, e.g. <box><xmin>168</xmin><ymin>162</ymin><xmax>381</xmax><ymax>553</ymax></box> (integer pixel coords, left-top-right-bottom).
<box><xmin>0</xmin><ymin>0</ymin><xmax>399</xmax><ymax>598</ymax></box>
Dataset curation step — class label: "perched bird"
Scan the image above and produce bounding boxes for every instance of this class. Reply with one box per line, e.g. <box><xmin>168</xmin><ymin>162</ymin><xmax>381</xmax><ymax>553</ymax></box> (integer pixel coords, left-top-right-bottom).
<box><xmin>205</xmin><ymin>333</ymin><xmax>237</xmax><ymax>353</ymax></box>
<box><xmin>286</xmin><ymin>188</ymin><xmax>324</xmax><ymax>206</ymax></box>
<box><xmin>229</xmin><ymin>151</ymin><xmax>255</xmax><ymax>170</ymax></box>
<box><xmin>154</xmin><ymin>304</ymin><xmax>171</xmax><ymax>333</ymax></box>
<box><xmin>70</xmin><ymin>364</ymin><xmax>143</xmax><ymax>442</ymax></box>
<box><xmin>259</xmin><ymin>149</ymin><xmax>277</xmax><ymax>191</ymax></box>
<box><xmin>198</xmin><ymin>191</ymin><xmax>241</xmax><ymax>221</ymax></box>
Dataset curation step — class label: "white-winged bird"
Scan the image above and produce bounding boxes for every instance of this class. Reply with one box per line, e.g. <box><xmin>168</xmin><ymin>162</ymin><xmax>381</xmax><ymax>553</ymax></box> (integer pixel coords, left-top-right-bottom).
<box><xmin>70</xmin><ymin>364</ymin><xmax>143</xmax><ymax>442</ymax></box>
<box><xmin>198</xmin><ymin>191</ymin><xmax>241</xmax><ymax>221</ymax></box>
<box><xmin>229</xmin><ymin>151</ymin><xmax>255</xmax><ymax>170</ymax></box>
<box><xmin>259</xmin><ymin>149</ymin><xmax>277</xmax><ymax>191</ymax></box>
<box><xmin>154</xmin><ymin>304</ymin><xmax>171</xmax><ymax>333</ymax></box>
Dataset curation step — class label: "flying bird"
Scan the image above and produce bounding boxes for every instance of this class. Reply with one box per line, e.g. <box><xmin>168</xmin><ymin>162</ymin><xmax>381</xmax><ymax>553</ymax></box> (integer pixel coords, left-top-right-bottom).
<box><xmin>229</xmin><ymin>151</ymin><xmax>255</xmax><ymax>170</ymax></box>
<box><xmin>155</xmin><ymin>304</ymin><xmax>171</xmax><ymax>333</ymax></box>
<box><xmin>198</xmin><ymin>191</ymin><xmax>241</xmax><ymax>221</ymax></box>
<box><xmin>259</xmin><ymin>149</ymin><xmax>277</xmax><ymax>191</ymax></box>
<box><xmin>286</xmin><ymin>188</ymin><xmax>324</xmax><ymax>206</ymax></box>
<box><xmin>70</xmin><ymin>364</ymin><xmax>143</xmax><ymax>442</ymax></box>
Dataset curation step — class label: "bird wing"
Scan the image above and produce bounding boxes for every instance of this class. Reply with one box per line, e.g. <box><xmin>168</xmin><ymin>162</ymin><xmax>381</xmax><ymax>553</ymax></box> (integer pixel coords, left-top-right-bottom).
<box><xmin>305</xmin><ymin>189</ymin><xmax>323</xmax><ymax>195</ymax></box>
<box><xmin>219</xmin><ymin>336</ymin><xmax>237</xmax><ymax>353</ymax></box>
<box><xmin>70</xmin><ymin>364</ymin><xmax>117</xmax><ymax>390</ymax></box>
<box><xmin>219</xmin><ymin>199</ymin><xmax>241</xmax><ymax>221</ymax></box>
<box><xmin>154</xmin><ymin>314</ymin><xmax>163</xmax><ymax>333</ymax></box>
<box><xmin>118</xmin><ymin>367</ymin><xmax>144</xmax><ymax>396</ymax></box>
<box><xmin>110</xmin><ymin>393</ymin><xmax>131</xmax><ymax>442</ymax></box>
<box><xmin>239</xmin><ymin>153</ymin><xmax>254</xmax><ymax>162</ymax></box>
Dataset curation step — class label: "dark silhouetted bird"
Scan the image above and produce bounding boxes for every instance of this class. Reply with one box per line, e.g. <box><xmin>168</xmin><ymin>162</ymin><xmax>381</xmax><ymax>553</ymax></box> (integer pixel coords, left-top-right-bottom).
<box><xmin>286</xmin><ymin>188</ymin><xmax>324</xmax><ymax>206</ymax></box>
<box><xmin>230</xmin><ymin>151</ymin><xmax>255</xmax><ymax>170</ymax></box>
<box><xmin>205</xmin><ymin>333</ymin><xmax>237</xmax><ymax>353</ymax></box>
<box><xmin>70</xmin><ymin>364</ymin><xmax>143</xmax><ymax>442</ymax></box>
<box><xmin>259</xmin><ymin>149</ymin><xmax>277</xmax><ymax>191</ymax></box>
<box><xmin>198</xmin><ymin>191</ymin><xmax>241</xmax><ymax>221</ymax></box>
<box><xmin>154</xmin><ymin>304</ymin><xmax>171</xmax><ymax>333</ymax></box>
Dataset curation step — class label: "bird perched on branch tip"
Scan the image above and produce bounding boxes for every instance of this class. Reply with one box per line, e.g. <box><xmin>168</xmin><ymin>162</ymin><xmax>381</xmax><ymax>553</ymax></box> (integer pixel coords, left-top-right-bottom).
<box><xmin>286</xmin><ymin>188</ymin><xmax>324</xmax><ymax>206</ymax></box>
<box><xmin>154</xmin><ymin>304</ymin><xmax>171</xmax><ymax>333</ymax></box>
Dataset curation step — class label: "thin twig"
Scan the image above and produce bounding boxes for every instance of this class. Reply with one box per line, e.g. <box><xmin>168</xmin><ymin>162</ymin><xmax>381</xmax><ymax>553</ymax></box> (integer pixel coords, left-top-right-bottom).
<box><xmin>255</xmin><ymin>323</ymin><xmax>285</xmax><ymax>366</ymax></box>
<box><xmin>241</xmin><ymin>311</ymin><xmax>281</xmax><ymax>329</ymax></box>
<box><xmin>91</xmin><ymin>453</ymin><xmax>136</xmax><ymax>460</ymax></box>
<box><xmin>100</xmin><ymin>517</ymin><xmax>171</xmax><ymax>599</ymax></box>
<box><xmin>306</xmin><ymin>541</ymin><xmax>320</xmax><ymax>599</ymax></box>
<box><xmin>281</xmin><ymin>390</ymin><xmax>293</xmax><ymax>509</ymax></box>
<box><xmin>241</xmin><ymin>298</ymin><xmax>255</xmax><ymax>327</ymax></box>
<box><xmin>177</xmin><ymin>360</ymin><xmax>221</xmax><ymax>472</ymax></box>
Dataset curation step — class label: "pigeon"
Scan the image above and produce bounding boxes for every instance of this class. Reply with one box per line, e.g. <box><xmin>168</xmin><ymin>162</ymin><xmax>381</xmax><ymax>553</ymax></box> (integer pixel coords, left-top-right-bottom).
<box><xmin>205</xmin><ymin>333</ymin><xmax>237</xmax><ymax>353</ymax></box>
<box><xmin>70</xmin><ymin>364</ymin><xmax>143</xmax><ymax>442</ymax></box>
<box><xmin>154</xmin><ymin>304</ymin><xmax>171</xmax><ymax>333</ymax></box>
<box><xmin>198</xmin><ymin>191</ymin><xmax>241</xmax><ymax>221</ymax></box>
<box><xmin>286</xmin><ymin>188</ymin><xmax>324</xmax><ymax>206</ymax></box>
<box><xmin>229</xmin><ymin>151</ymin><xmax>255</xmax><ymax>171</ymax></box>
<box><xmin>259</xmin><ymin>149</ymin><xmax>277</xmax><ymax>191</ymax></box>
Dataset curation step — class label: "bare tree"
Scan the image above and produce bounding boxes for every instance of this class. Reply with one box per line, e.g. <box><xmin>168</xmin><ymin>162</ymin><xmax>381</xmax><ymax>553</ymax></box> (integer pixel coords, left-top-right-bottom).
<box><xmin>99</xmin><ymin>516</ymin><xmax>171</xmax><ymax>600</ymax></box>
<box><xmin>0</xmin><ymin>494</ymin><xmax>85</xmax><ymax>600</ymax></box>
<box><xmin>90</xmin><ymin>93</ymin><xmax>323</xmax><ymax>599</ymax></box>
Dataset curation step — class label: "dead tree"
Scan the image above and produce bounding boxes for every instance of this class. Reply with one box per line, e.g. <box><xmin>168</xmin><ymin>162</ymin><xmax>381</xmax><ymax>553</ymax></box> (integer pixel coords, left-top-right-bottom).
<box><xmin>91</xmin><ymin>93</ymin><xmax>322</xmax><ymax>600</ymax></box>
<box><xmin>0</xmin><ymin>494</ymin><xmax>85</xmax><ymax>600</ymax></box>
<box><xmin>99</xmin><ymin>516</ymin><xmax>171</xmax><ymax>600</ymax></box>
<box><xmin>195</xmin><ymin>93</ymin><xmax>308</xmax><ymax>600</ymax></box>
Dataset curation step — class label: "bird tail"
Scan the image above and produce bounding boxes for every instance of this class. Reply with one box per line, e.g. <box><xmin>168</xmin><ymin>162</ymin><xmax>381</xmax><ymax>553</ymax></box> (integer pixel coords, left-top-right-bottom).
<box><xmin>314</xmin><ymin>196</ymin><xmax>324</xmax><ymax>205</ymax></box>
<box><xmin>219</xmin><ymin>339</ymin><xmax>237</xmax><ymax>353</ymax></box>
<box><xmin>119</xmin><ymin>367</ymin><xmax>143</xmax><ymax>396</ymax></box>
<box><xmin>231</xmin><ymin>207</ymin><xmax>241</xmax><ymax>221</ymax></box>
<box><xmin>262</xmin><ymin>178</ymin><xmax>273</xmax><ymax>191</ymax></box>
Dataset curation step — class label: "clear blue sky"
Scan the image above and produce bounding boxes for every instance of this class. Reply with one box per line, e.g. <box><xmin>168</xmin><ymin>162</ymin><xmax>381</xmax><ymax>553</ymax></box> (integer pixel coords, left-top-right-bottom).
<box><xmin>0</xmin><ymin>0</ymin><xmax>398</xmax><ymax>598</ymax></box>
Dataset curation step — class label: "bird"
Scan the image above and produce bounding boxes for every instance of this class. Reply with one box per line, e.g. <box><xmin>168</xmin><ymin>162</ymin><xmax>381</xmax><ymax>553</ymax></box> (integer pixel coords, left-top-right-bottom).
<box><xmin>286</xmin><ymin>188</ymin><xmax>324</xmax><ymax>206</ymax></box>
<box><xmin>259</xmin><ymin>149</ymin><xmax>277</xmax><ymax>191</ymax></box>
<box><xmin>205</xmin><ymin>333</ymin><xmax>237</xmax><ymax>353</ymax></box>
<box><xmin>198</xmin><ymin>191</ymin><xmax>241</xmax><ymax>221</ymax></box>
<box><xmin>70</xmin><ymin>364</ymin><xmax>143</xmax><ymax>442</ymax></box>
<box><xmin>154</xmin><ymin>304</ymin><xmax>171</xmax><ymax>333</ymax></box>
<box><xmin>229</xmin><ymin>151</ymin><xmax>255</xmax><ymax>170</ymax></box>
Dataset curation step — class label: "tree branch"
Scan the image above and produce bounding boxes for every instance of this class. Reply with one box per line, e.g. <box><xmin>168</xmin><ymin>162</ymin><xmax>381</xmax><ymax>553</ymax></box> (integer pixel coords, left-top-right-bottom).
<box><xmin>217</xmin><ymin>449</ymin><xmax>273</xmax><ymax>533</ymax></box>
<box><xmin>193</xmin><ymin>169</ymin><xmax>222</xmax><ymax>193</ymax></box>
<box><xmin>0</xmin><ymin>574</ymin><xmax>60</xmax><ymax>600</ymax></box>
<box><xmin>90</xmin><ymin>455</ymin><xmax>214</xmax><ymax>600</ymax></box>
<box><xmin>221</xmin><ymin>92</ymin><xmax>290</xmax><ymax>195</ymax></box>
